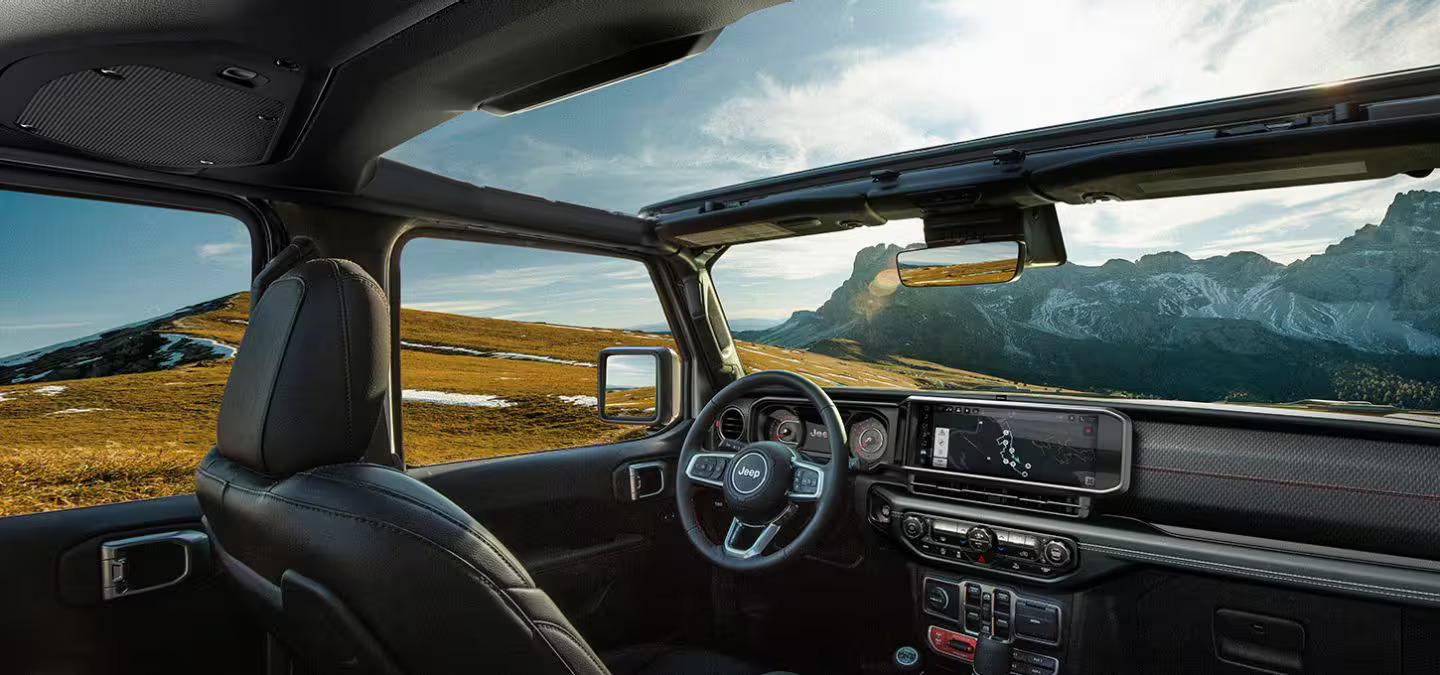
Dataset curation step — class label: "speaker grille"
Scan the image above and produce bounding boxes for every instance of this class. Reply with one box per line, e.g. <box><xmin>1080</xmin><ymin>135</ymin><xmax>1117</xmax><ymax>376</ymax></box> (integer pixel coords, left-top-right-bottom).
<box><xmin>16</xmin><ymin>65</ymin><xmax>285</xmax><ymax>169</ymax></box>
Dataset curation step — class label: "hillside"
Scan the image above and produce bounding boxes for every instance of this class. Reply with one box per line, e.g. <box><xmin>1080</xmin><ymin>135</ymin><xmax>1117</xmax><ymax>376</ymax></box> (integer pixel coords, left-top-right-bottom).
<box><xmin>743</xmin><ymin>190</ymin><xmax>1440</xmax><ymax>408</ymax></box>
<box><xmin>1</xmin><ymin>290</ymin><xmax>1049</xmax><ymax>515</ymax></box>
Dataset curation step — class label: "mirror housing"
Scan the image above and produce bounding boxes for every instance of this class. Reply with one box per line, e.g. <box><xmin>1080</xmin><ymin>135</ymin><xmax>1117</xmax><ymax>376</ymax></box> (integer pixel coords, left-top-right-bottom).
<box><xmin>598</xmin><ymin>347</ymin><xmax>680</xmax><ymax>425</ymax></box>
<box><xmin>896</xmin><ymin>241</ymin><xmax>1025</xmax><ymax>287</ymax></box>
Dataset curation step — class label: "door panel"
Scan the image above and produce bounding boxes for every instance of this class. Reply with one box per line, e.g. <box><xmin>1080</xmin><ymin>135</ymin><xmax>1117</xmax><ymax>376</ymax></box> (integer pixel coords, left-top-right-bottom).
<box><xmin>412</xmin><ymin>424</ymin><xmax>711</xmax><ymax>650</ymax></box>
<box><xmin>0</xmin><ymin>495</ymin><xmax>261</xmax><ymax>675</ymax></box>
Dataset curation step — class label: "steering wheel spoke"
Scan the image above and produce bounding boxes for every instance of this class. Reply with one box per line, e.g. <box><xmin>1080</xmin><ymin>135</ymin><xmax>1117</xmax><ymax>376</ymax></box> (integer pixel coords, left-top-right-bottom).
<box><xmin>785</xmin><ymin>456</ymin><xmax>825</xmax><ymax>502</ymax></box>
<box><xmin>722</xmin><ymin>507</ymin><xmax>796</xmax><ymax>559</ymax></box>
<box><xmin>683</xmin><ymin>451</ymin><xmax>734</xmax><ymax>488</ymax></box>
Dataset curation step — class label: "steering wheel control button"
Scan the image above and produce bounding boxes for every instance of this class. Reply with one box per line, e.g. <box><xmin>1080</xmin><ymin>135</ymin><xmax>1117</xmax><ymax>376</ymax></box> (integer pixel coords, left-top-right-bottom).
<box><xmin>789</xmin><ymin>466</ymin><xmax>820</xmax><ymax>496</ymax></box>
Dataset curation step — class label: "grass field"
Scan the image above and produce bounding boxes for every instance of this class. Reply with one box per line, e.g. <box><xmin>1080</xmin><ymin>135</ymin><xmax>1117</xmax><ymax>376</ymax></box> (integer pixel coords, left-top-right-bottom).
<box><xmin>0</xmin><ymin>292</ymin><xmax>1052</xmax><ymax>516</ymax></box>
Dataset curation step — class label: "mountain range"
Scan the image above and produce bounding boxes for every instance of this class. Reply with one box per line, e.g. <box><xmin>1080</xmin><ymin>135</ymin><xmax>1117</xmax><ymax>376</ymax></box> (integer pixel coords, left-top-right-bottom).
<box><xmin>741</xmin><ymin>190</ymin><xmax>1440</xmax><ymax>408</ymax></box>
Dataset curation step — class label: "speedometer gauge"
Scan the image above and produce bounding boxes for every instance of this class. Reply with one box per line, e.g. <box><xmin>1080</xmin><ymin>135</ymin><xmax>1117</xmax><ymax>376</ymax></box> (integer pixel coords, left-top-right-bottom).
<box><xmin>849</xmin><ymin>417</ymin><xmax>887</xmax><ymax>464</ymax></box>
<box><xmin>766</xmin><ymin>408</ymin><xmax>803</xmax><ymax>446</ymax></box>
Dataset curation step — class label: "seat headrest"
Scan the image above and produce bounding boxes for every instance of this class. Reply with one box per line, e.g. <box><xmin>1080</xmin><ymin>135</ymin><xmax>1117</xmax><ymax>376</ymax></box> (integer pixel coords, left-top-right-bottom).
<box><xmin>217</xmin><ymin>258</ymin><xmax>389</xmax><ymax>475</ymax></box>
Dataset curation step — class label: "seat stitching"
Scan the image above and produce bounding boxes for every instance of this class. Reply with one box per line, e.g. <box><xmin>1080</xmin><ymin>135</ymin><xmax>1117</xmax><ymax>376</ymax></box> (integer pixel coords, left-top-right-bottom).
<box><xmin>247</xmin><ymin>275</ymin><xmax>305</xmax><ymax>475</ymax></box>
<box><xmin>534</xmin><ymin>620</ymin><xmax>608</xmax><ymax>675</ymax></box>
<box><xmin>328</xmin><ymin>259</ymin><xmax>355</xmax><ymax>447</ymax></box>
<box><xmin>196</xmin><ymin>466</ymin><xmax>509</xmax><ymax>594</ymax></box>
<box><xmin>301</xmin><ymin>469</ymin><xmax>532</xmax><ymax>584</ymax></box>
<box><xmin>339</xmin><ymin>270</ymin><xmax>387</xmax><ymax>298</ymax></box>
<box><xmin>1081</xmin><ymin>542</ymin><xmax>1440</xmax><ymax>602</ymax></box>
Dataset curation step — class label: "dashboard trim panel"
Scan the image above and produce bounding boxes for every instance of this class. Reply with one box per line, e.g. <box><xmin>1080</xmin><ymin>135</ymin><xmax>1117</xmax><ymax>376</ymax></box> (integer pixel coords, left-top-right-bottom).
<box><xmin>901</xmin><ymin>395</ymin><xmax>1134</xmax><ymax>496</ymax></box>
<box><xmin>877</xmin><ymin>484</ymin><xmax>1440</xmax><ymax>609</ymax></box>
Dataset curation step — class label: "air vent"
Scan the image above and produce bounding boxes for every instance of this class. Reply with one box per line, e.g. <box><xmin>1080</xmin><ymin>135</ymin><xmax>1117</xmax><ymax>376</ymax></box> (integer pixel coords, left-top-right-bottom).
<box><xmin>910</xmin><ymin>474</ymin><xmax>1089</xmax><ymax>518</ymax></box>
<box><xmin>717</xmin><ymin>407</ymin><xmax>746</xmax><ymax>441</ymax></box>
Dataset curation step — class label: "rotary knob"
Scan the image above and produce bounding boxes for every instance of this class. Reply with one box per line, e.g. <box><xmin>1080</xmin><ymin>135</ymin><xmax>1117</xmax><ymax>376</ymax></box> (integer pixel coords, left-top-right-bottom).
<box><xmin>901</xmin><ymin>514</ymin><xmax>927</xmax><ymax>539</ymax></box>
<box><xmin>965</xmin><ymin>525</ymin><xmax>995</xmax><ymax>552</ymax></box>
<box><xmin>1042</xmin><ymin>538</ymin><xmax>1075</xmax><ymax>567</ymax></box>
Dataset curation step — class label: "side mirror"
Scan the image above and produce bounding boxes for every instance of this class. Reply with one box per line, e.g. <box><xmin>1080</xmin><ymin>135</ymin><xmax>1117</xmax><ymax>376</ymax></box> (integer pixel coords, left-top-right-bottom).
<box><xmin>598</xmin><ymin>347</ymin><xmax>681</xmax><ymax>426</ymax></box>
<box><xmin>895</xmin><ymin>240</ymin><xmax>1025</xmax><ymax>287</ymax></box>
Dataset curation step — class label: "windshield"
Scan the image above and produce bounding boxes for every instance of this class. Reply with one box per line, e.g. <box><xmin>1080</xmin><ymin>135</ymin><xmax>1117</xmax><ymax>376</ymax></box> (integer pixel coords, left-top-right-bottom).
<box><xmin>712</xmin><ymin>175</ymin><xmax>1440</xmax><ymax>422</ymax></box>
<box><xmin>388</xmin><ymin>0</ymin><xmax>1440</xmax><ymax>214</ymax></box>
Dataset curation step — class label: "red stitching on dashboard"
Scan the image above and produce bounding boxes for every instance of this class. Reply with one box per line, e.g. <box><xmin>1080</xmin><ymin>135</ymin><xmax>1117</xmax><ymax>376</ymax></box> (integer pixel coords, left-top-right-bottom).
<box><xmin>1134</xmin><ymin>464</ymin><xmax>1440</xmax><ymax>503</ymax></box>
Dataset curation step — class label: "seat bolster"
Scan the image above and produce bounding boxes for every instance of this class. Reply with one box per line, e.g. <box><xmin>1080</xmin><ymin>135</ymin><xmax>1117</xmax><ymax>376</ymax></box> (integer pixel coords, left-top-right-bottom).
<box><xmin>510</xmin><ymin>587</ymin><xmax>611</xmax><ymax>675</ymax></box>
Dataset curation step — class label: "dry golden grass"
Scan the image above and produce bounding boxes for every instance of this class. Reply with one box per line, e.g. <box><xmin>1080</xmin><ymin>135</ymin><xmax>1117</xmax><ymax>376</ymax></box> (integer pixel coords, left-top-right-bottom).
<box><xmin>2</xmin><ymin>291</ymin><xmax>1057</xmax><ymax>515</ymax></box>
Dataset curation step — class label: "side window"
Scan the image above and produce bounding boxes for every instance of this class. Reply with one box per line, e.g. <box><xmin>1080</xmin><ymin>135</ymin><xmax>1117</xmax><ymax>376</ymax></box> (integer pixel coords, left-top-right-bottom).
<box><xmin>0</xmin><ymin>190</ymin><xmax>250</xmax><ymax>516</ymax></box>
<box><xmin>399</xmin><ymin>238</ymin><xmax>677</xmax><ymax>465</ymax></box>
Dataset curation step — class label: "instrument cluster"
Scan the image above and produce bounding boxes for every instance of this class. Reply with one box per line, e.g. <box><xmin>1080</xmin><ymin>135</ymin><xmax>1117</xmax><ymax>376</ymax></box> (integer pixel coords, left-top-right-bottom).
<box><xmin>750</xmin><ymin>401</ymin><xmax>894</xmax><ymax>469</ymax></box>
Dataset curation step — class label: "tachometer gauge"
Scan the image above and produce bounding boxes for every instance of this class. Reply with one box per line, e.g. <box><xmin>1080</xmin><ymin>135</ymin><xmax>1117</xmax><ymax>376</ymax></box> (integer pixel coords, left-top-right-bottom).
<box><xmin>849</xmin><ymin>417</ymin><xmax>888</xmax><ymax>464</ymax></box>
<box><xmin>766</xmin><ymin>408</ymin><xmax>803</xmax><ymax>446</ymax></box>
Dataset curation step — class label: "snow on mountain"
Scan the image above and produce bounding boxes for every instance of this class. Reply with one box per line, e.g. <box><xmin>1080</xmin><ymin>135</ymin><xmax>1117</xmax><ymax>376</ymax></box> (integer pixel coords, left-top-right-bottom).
<box><xmin>0</xmin><ymin>294</ymin><xmax>242</xmax><ymax>385</ymax></box>
<box><xmin>743</xmin><ymin>191</ymin><xmax>1440</xmax><ymax>406</ymax></box>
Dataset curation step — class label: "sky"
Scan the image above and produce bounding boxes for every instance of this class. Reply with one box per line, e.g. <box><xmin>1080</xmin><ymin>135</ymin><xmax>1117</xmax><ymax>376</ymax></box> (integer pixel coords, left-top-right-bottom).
<box><xmin>385</xmin><ymin>0</ymin><xmax>1440</xmax><ymax>324</ymax></box>
<box><xmin>7</xmin><ymin>0</ymin><xmax>1440</xmax><ymax>356</ymax></box>
<box><xmin>0</xmin><ymin>191</ymin><xmax>250</xmax><ymax>357</ymax></box>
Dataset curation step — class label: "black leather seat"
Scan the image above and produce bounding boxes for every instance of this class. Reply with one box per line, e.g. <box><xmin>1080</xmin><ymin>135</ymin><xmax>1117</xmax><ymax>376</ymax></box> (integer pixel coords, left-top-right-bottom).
<box><xmin>196</xmin><ymin>258</ymin><xmax>769</xmax><ymax>675</ymax></box>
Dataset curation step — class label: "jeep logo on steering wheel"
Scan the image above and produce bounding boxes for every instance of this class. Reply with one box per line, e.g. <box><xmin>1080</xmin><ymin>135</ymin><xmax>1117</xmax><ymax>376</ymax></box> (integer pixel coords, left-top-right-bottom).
<box><xmin>730</xmin><ymin>452</ymin><xmax>769</xmax><ymax>495</ymax></box>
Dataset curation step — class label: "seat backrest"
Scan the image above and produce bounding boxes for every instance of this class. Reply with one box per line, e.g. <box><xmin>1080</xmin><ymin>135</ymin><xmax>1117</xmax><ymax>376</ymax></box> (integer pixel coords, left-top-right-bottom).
<box><xmin>196</xmin><ymin>258</ymin><xmax>610</xmax><ymax>675</ymax></box>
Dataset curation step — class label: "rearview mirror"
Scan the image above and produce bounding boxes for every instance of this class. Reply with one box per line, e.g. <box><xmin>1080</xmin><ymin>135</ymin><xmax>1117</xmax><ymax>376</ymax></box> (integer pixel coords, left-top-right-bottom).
<box><xmin>598</xmin><ymin>347</ymin><xmax>680</xmax><ymax>425</ymax></box>
<box><xmin>895</xmin><ymin>241</ymin><xmax>1024</xmax><ymax>287</ymax></box>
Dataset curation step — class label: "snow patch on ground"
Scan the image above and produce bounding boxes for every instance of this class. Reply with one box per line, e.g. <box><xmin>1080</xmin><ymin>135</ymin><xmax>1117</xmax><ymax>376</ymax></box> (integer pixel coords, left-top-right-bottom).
<box><xmin>400</xmin><ymin>341</ymin><xmax>594</xmax><ymax>367</ymax></box>
<box><xmin>34</xmin><ymin>385</ymin><xmax>66</xmax><ymax>396</ymax></box>
<box><xmin>0</xmin><ymin>392</ymin><xmax>15</xmax><ymax>402</ymax></box>
<box><xmin>555</xmin><ymin>394</ymin><xmax>598</xmax><ymax>406</ymax></box>
<box><xmin>48</xmin><ymin>408</ymin><xmax>111</xmax><ymax>415</ymax></box>
<box><xmin>401</xmin><ymin>389</ymin><xmax>515</xmax><ymax>408</ymax></box>
<box><xmin>15</xmin><ymin>370</ymin><xmax>53</xmax><ymax>383</ymax></box>
<box><xmin>157</xmin><ymin>333</ymin><xmax>237</xmax><ymax>366</ymax></box>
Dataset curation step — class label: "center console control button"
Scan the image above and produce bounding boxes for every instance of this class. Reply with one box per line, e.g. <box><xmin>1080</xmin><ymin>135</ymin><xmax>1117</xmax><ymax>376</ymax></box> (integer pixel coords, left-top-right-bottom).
<box><xmin>927</xmin><ymin>625</ymin><xmax>976</xmax><ymax>662</ymax></box>
<box><xmin>899</xmin><ymin>511</ymin><xmax>1077</xmax><ymax>580</ymax></box>
<box><xmin>966</xmin><ymin>525</ymin><xmax>995</xmax><ymax>552</ymax></box>
<box><xmin>923</xmin><ymin>578</ymin><xmax>961</xmax><ymax>622</ymax></box>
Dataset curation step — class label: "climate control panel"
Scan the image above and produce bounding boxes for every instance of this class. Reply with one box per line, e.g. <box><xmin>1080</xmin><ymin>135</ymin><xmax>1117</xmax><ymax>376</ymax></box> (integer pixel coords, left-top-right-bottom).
<box><xmin>899</xmin><ymin>512</ymin><xmax>1077</xmax><ymax>579</ymax></box>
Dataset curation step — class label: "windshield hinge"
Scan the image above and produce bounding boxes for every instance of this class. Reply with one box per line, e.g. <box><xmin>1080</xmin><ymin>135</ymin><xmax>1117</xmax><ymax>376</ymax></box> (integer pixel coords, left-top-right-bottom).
<box><xmin>992</xmin><ymin>148</ymin><xmax>1026</xmax><ymax>169</ymax></box>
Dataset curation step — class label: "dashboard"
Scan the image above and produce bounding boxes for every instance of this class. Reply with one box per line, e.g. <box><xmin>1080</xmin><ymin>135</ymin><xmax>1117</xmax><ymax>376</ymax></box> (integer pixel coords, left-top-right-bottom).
<box><xmin>701</xmin><ymin>386</ymin><xmax>1440</xmax><ymax>672</ymax></box>
<box><xmin>715</xmin><ymin>395</ymin><xmax>1130</xmax><ymax>495</ymax></box>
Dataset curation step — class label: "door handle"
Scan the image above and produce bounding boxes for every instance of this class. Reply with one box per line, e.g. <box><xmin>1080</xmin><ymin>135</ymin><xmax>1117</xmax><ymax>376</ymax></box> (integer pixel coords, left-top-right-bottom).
<box><xmin>100</xmin><ymin>530</ymin><xmax>210</xmax><ymax>600</ymax></box>
<box><xmin>627</xmin><ymin>460</ymin><xmax>667</xmax><ymax>501</ymax></box>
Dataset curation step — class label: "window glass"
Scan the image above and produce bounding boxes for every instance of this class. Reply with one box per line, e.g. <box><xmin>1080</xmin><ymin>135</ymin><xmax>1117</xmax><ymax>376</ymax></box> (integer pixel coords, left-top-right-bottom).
<box><xmin>388</xmin><ymin>0</ymin><xmax>1440</xmax><ymax>215</ymax></box>
<box><xmin>0</xmin><ymin>190</ymin><xmax>250</xmax><ymax>516</ymax></box>
<box><xmin>399</xmin><ymin>238</ymin><xmax>676</xmax><ymax>465</ymax></box>
<box><xmin>713</xmin><ymin>175</ymin><xmax>1440</xmax><ymax>426</ymax></box>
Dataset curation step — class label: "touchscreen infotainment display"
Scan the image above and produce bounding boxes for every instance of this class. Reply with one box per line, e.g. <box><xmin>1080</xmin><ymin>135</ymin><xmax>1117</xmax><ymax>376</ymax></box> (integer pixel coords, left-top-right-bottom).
<box><xmin>916</xmin><ymin>404</ymin><xmax>1106</xmax><ymax>489</ymax></box>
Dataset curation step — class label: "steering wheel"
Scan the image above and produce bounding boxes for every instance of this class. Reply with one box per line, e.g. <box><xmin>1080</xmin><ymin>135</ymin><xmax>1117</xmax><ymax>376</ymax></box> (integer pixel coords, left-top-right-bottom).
<box><xmin>676</xmin><ymin>371</ymin><xmax>850</xmax><ymax>572</ymax></box>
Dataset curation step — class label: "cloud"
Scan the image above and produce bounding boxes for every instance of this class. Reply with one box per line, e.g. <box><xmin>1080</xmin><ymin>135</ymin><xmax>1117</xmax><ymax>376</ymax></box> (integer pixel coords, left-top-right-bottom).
<box><xmin>198</xmin><ymin>241</ymin><xmax>246</xmax><ymax>259</ymax></box>
<box><xmin>400</xmin><ymin>299</ymin><xmax>513</xmax><ymax>314</ymax></box>
<box><xmin>0</xmin><ymin>321</ymin><xmax>91</xmax><ymax>331</ymax></box>
<box><xmin>393</xmin><ymin>0</ymin><xmax>1440</xmax><ymax>318</ymax></box>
